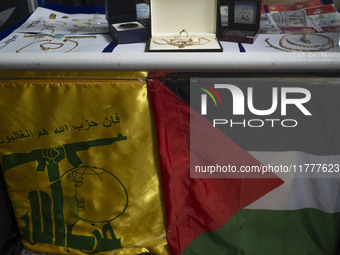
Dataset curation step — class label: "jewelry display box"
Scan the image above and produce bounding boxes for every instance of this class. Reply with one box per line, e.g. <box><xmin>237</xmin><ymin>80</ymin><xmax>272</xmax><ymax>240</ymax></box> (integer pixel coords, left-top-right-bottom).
<box><xmin>146</xmin><ymin>0</ymin><xmax>223</xmax><ymax>52</ymax></box>
<box><xmin>221</xmin><ymin>0</ymin><xmax>261</xmax><ymax>44</ymax></box>
<box><xmin>105</xmin><ymin>0</ymin><xmax>148</xmax><ymax>44</ymax></box>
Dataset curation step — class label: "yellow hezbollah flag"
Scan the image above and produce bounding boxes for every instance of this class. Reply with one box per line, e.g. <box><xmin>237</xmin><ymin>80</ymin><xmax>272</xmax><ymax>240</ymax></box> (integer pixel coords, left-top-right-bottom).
<box><xmin>0</xmin><ymin>77</ymin><xmax>169</xmax><ymax>255</ymax></box>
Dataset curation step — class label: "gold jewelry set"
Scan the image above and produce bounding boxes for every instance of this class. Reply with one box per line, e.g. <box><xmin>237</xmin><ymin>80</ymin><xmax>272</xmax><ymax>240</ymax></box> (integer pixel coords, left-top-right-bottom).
<box><xmin>10</xmin><ymin>11</ymin><xmax>340</xmax><ymax>53</ymax></box>
<box><xmin>265</xmin><ymin>33</ymin><xmax>335</xmax><ymax>52</ymax></box>
<box><xmin>14</xmin><ymin>13</ymin><xmax>103</xmax><ymax>53</ymax></box>
<box><xmin>15</xmin><ymin>34</ymin><xmax>97</xmax><ymax>53</ymax></box>
<box><xmin>152</xmin><ymin>29</ymin><xmax>211</xmax><ymax>48</ymax></box>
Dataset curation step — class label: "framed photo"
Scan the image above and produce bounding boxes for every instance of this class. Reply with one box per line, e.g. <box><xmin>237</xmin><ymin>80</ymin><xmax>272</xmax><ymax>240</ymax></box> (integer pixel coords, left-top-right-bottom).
<box><xmin>234</xmin><ymin>1</ymin><xmax>258</xmax><ymax>24</ymax></box>
<box><xmin>220</xmin><ymin>0</ymin><xmax>261</xmax><ymax>43</ymax></box>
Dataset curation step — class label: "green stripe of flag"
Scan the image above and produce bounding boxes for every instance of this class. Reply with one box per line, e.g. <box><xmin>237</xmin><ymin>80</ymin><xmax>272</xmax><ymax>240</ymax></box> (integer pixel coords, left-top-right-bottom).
<box><xmin>182</xmin><ymin>208</ymin><xmax>340</xmax><ymax>255</ymax></box>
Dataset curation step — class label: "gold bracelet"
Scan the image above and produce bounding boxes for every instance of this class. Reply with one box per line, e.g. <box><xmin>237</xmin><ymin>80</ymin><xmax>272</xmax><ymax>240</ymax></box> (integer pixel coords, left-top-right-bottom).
<box><xmin>73</xmin><ymin>22</ymin><xmax>92</xmax><ymax>28</ymax></box>
<box><xmin>41</xmin><ymin>20</ymin><xmax>67</xmax><ymax>33</ymax></box>
<box><xmin>40</xmin><ymin>41</ymin><xmax>64</xmax><ymax>51</ymax></box>
<box><xmin>43</xmin><ymin>20</ymin><xmax>67</xmax><ymax>28</ymax></box>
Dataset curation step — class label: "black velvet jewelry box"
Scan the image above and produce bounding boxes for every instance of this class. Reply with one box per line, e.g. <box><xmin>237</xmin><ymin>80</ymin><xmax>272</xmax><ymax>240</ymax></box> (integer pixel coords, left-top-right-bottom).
<box><xmin>105</xmin><ymin>0</ymin><xmax>148</xmax><ymax>44</ymax></box>
<box><xmin>221</xmin><ymin>0</ymin><xmax>261</xmax><ymax>44</ymax></box>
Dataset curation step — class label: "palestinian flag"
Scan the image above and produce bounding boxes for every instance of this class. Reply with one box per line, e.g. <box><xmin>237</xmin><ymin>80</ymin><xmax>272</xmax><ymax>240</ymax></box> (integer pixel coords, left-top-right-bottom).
<box><xmin>148</xmin><ymin>73</ymin><xmax>340</xmax><ymax>255</ymax></box>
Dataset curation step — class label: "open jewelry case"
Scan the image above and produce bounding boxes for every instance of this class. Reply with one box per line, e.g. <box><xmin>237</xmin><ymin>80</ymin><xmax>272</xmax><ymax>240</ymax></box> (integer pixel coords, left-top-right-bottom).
<box><xmin>105</xmin><ymin>0</ymin><xmax>148</xmax><ymax>44</ymax></box>
<box><xmin>146</xmin><ymin>0</ymin><xmax>223</xmax><ymax>52</ymax></box>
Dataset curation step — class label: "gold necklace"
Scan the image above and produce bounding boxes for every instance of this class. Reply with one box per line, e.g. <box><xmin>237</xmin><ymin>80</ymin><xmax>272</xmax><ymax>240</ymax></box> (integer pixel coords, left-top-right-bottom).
<box><xmin>16</xmin><ymin>39</ymin><xmax>51</xmax><ymax>53</ymax></box>
<box><xmin>16</xmin><ymin>39</ymin><xmax>79</xmax><ymax>53</ymax></box>
<box><xmin>152</xmin><ymin>29</ymin><xmax>211</xmax><ymax>48</ymax></box>
<box><xmin>265</xmin><ymin>38</ymin><xmax>290</xmax><ymax>52</ymax></box>
<box><xmin>281</xmin><ymin>33</ymin><xmax>335</xmax><ymax>49</ymax></box>
<box><xmin>265</xmin><ymin>33</ymin><xmax>335</xmax><ymax>52</ymax></box>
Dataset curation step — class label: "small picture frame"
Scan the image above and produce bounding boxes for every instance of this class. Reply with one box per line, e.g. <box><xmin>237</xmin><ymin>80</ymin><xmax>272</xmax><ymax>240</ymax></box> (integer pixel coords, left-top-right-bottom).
<box><xmin>221</xmin><ymin>0</ymin><xmax>261</xmax><ymax>44</ymax></box>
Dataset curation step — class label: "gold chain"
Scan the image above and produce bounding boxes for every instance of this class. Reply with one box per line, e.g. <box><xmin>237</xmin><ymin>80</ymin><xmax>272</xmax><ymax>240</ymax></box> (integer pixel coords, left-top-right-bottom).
<box><xmin>282</xmin><ymin>33</ymin><xmax>334</xmax><ymax>49</ymax></box>
<box><xmin>16</xmin><ymin>39</ymin><xmax>51</xmax><ymax>53</ymax></box>
<box><xmin>265</xmin><ymin>38</ymin><xmax>290</xmax><ymax>52</ymax></box>
<box><xmin>24</xmin><ymin>33</ymin><xmax>97</xmax><ymax>39</ymax></box>
<box><xmin>16</xmin><ymin>39</ymin><xmax>79</xmax><ymax>53</ymax></box>
<box><xmin>265</xmin><ymin>33</ymin><xmax>335</xmax><ymax>52</ymax></box>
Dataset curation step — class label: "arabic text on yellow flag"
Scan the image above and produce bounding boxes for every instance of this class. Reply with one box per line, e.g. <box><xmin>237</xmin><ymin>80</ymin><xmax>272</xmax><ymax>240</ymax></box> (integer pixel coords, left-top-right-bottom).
<box><xmin>0</xmin><ymin>79</ymin><xmax>169</xmax><ymax>255</ymax></box>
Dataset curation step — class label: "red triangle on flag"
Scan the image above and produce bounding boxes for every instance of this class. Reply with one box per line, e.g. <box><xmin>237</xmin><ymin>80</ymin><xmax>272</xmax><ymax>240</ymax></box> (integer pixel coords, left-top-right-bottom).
<box><xmin>148</xmin><ymin>78</ymin><xmax>284</xmax><ymax>255</ymax></box>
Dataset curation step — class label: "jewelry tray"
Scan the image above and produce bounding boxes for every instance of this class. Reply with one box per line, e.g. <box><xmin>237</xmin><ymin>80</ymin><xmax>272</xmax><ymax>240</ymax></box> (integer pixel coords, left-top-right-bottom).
<box><xmin>146</xmin><ymin>0</ymin><xmax>223</xmax><ymax>52</ymax></box>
